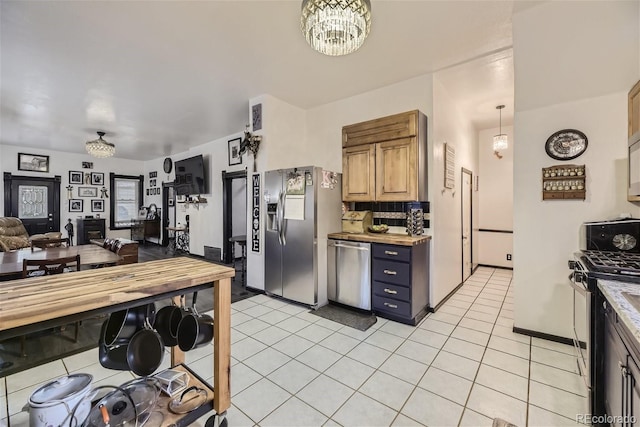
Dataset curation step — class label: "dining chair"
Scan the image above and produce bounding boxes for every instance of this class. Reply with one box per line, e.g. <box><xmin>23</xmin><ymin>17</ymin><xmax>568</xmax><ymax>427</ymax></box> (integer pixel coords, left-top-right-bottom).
<box><xmin>31</xmin><ymin>237</ymin><xmax>70</xmax><ymax>250</ymax></box>
<box><xmin>18</xmin><ymin>255</ymin><xmax>80</xmax><ymax>356</ymax></box>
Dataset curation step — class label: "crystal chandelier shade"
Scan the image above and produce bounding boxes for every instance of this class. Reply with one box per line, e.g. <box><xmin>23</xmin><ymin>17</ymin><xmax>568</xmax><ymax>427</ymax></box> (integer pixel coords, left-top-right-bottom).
<box><xmin>86</xmin><ymin>131</ymin><xmax>115</xmax><ymax>158</ymax></box>
<box><xmin>493</xmin><ymin>105</ymin><xmax>508</xmax><ymax>152</ymax></box>
<box><xmin>301</xmin><ymin>0</ymin><xmax>371</xmax><ymax>57</ymax></box>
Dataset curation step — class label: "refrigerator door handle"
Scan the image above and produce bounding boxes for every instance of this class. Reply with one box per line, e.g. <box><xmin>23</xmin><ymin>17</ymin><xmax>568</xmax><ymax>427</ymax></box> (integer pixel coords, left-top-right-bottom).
<box><xmin>279</xmin><ymin>191</ymin><xmax>287</xmax><ymax>246</ymax></box>
<box><xmin>276</xmin><ymin>191</ymin><xmax>283</xmax><ymax>245</ymax></box>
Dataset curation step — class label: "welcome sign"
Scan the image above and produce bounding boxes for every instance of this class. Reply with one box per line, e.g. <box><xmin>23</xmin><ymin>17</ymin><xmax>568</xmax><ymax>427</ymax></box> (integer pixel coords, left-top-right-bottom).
<box><xmin>252</xmin><ymin>173</ymin><xmax>260</xmax><ymax>253</ymax></box>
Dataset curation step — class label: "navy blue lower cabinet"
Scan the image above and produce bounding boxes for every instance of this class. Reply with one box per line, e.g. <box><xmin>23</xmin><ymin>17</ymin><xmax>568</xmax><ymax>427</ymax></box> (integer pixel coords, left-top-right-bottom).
<box><xmin>371</xmin><ymin>241</ymin><xmax>429</xmax><ymax>325</ymax></box>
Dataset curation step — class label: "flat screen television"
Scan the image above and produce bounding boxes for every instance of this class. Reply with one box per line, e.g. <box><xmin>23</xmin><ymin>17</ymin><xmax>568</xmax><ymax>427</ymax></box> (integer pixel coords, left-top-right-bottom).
<box><xmin>174</xmin><ymin>155</ymin><xmax>207</xmax><ymax>195</ymax></box>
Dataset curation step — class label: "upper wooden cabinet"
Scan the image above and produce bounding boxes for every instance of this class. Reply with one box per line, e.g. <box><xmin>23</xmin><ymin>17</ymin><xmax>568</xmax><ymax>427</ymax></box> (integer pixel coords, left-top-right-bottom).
<box><xmin>342</xmin><ymin>110</ymin><xmax>427</xmax><ymax>202</ymax></box>
<box><xmin>343</xmin><ymin>110</ymin><xmax>419</xmax><ymax>147</ymax></box>
<box><xmin>630</xmin><ymin>80</ymin><xmax>640</xmax><ymax>139</ymax></box>
<box><xmin>343</xmin><ymin>144</ymin><xmax>376</xmax><ymax>201</ymax></box>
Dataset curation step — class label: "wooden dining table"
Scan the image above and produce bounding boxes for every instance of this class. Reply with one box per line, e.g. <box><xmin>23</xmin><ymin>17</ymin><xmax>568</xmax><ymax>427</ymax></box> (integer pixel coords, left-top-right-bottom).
<box><xmin>0</xmin><ymin>244</ymin><xmax>122</xmax><ymax>277</ymax></box>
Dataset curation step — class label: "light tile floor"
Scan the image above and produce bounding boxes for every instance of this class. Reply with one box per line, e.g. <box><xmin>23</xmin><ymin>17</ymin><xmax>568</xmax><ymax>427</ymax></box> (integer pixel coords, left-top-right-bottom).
<box><xmin>0</xmin><ymin>267</ymin><xmax>588</xmax><ymax>426</ymax></box>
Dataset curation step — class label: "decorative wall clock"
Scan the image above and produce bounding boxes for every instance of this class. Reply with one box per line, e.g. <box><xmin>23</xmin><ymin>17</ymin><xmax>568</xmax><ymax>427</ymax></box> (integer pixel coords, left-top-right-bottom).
<box><xmin>545</xmin><ymin>129</ymin><xmax>588</xmax><ymax>161</ymax></box>
<box><xmin>163</xmin><ymin>157</ymin><xmax>173</xmax><ymax>174</ymax></box>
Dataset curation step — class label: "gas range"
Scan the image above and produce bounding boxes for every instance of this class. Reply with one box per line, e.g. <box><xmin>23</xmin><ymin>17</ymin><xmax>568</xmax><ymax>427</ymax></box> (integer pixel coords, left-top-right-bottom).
<box><xmin>575</xmin><ymin>250</ymin><xmax>640</xmax><ymax>285</ymax></box>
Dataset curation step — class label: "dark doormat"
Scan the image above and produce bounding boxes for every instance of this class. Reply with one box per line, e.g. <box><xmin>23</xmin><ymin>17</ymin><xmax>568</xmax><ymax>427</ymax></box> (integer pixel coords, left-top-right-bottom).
<box><xmin>311</xmin><ymin>304</ymin><xmax>377</xmax><ymax>331</ymax></box>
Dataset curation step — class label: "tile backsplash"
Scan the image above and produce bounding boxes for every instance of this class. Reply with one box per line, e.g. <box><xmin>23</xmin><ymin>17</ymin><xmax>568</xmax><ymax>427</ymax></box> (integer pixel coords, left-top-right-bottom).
<box><xmin>352</xmin><ymin>201</ymin><xmax>430</xmax><ymax>229</ymax></box>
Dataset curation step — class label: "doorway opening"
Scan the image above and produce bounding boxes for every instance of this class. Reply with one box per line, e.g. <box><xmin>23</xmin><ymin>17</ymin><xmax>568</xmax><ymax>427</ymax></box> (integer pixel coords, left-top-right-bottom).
<box><xmin>4</xmin><ymin>173</ymin><xmax>61</xmax><ymax>234</ymax></box>
<box><xmin>161</xmin><ymin>182</ymin><xmax>175</xmax><ymax>247</ymax></box>
<box><xmin>222</xmin><ymin>170</ymin><xmax>247</xmax><ymax>264</ymax></box>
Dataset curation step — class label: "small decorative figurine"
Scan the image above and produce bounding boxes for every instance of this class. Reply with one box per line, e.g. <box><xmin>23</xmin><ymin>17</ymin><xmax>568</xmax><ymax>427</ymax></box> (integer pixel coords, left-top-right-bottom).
<box><xmin>66</xmin><ymin>185</ymin><xmax>73</xmax><ymax>199</ymax></box>
<box><xmin>100</xmin><ymin>186</ymin><xmax>109</xmax><ymax>198</ymax></box>
<box><xmin>64</xmin><ymin>219</ymin><xmax>74</xmax><ymax>246</ymax></box>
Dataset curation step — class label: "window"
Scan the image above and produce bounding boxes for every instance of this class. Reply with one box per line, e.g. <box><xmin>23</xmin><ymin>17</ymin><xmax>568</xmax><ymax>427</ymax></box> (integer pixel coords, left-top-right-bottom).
<box><xmin>110</xmin><ymin>173</ymin><xmax>143</xmax><ymax>229</ymax></box>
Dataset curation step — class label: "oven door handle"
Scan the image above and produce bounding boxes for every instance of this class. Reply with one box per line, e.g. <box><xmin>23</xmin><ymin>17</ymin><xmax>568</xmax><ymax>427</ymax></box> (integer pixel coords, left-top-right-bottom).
<box><xmin>568</xmin><ymin>275</ymin><xmax>588</xmax><ymax>296</ymax></box>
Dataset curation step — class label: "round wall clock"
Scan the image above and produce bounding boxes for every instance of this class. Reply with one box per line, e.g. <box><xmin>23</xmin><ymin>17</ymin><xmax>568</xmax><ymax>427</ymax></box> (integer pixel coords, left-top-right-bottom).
<box><xmin>163</xmin><ymin>157</ymin><xmax>173</xmax><ymax>173</ymax></box>
<box><xmin>545</xmin><ymin>129</ymin><xmax>588</xmax><ymax>161</ymax></box>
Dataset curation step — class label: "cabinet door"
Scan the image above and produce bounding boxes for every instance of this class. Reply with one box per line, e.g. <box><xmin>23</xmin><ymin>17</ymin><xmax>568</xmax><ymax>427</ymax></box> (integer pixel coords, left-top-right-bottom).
<box><xmin>375</xmin><ymin>137</ymin><xmax>417</xmax><ymax>201</ymax></box>
<box><xmin>627</xmin><ymin>354</ymin><xmax>640</xmax><ymax>426</ymax></box>
<box><xmin>342</xmin><ymin>110</ymin><xmax>418</xmax><ymax>147</ymax></box>
<box><xmin>342</xmin><ymin>144</ymin><xmax>376</xmax><ymax>202</ymax></box>
<box><xmin>605</xmin><ymin>313</ymin><xmax>627</xmax><ymax>427</ymax></box>
<box><xmin>629</xmin><ymin>80</ymin><xmax>640</xmax><ymax>139</ymax></box>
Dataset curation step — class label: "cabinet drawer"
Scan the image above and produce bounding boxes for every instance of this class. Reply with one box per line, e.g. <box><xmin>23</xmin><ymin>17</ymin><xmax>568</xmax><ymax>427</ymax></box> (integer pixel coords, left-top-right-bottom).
<box><xmin>372</xmin><ymin>259</ymin><xmax>410</xmax><ymax>285</ymax></box>
<box><xmin>372</xmin><ymin>244</ymin><xmax>411</xmax><ymax>263</ymax></box>
<box><xmin>372</xmin><ymin>281</ymin><xmax>410</xmax><ymax>301</ymax></box>
<box><xmin>373</xmin><ymin>294</ymin><xmax>411</xmax><ymax>318</ymax></box>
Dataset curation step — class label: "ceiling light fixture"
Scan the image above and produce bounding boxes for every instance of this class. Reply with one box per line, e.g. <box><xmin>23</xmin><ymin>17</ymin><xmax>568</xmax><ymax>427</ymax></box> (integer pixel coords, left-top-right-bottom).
<box><xmin>301</xmin><ymin>0</ymin><xmax>371</xmax><ymax>57</ymax></box>
<box><xmin>85</xmin><ymin>131</ymin><xmax>115</xmax><ymax>158</ymax></box>
<box><xmin>493</xmin><ymin>105</ymin><xmax>508</xmax><ymax>159</ymax></box>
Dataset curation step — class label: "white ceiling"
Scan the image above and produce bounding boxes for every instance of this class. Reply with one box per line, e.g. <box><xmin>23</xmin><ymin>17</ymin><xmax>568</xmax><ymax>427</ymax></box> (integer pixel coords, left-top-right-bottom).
<box><xmin>1</xmin><ymin>1</ymin><xmax>534</xmax><ymax>160</ymax></box>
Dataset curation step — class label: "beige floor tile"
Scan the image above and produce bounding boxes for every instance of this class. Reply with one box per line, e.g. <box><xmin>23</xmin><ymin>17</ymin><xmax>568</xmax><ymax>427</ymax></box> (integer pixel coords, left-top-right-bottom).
<box><xmin>260</xmin><ymin>397</ymin><xmax>328</xmax><ymax>426</ymax></box>
<box><xmin>401</xmin><ymin>387</ymin><xmax>464</xmax><ymax>426</ymax></box>
<box><xmin>231</xmin><ymin>362</ymin><xmax>262</xmax><ymax>396</ymax></box>
<box><xmin>459</xmin><ymin>408</ymin><xmax>493</xmax><ymax>427</ymax></box>
<box><xmin>530</xmin><ymin>361</ymin><xmax>587</xmax><ymax>396</ymax></box>
<box><xmin>232</xmin><ymin>378</ymin><xmax>291</xmax><ymax>423</ymax></box>
<box><xmin>225</xmin><ymin>405</ymin><xmax>257</xmax><ymax>427</ymax></box>
<box><xmin>363</xmin><ymin>330</ymin><xmax>405</xmax><ymax>352</ymax></box>
<box><xmin>333</xmin><ymin>392</ymin><xmax>398</xmax><ymax>427</ymax></box>
<box><xmin>418</xmin><ymin>366</ymin><xmax>473</xmax><ymax>405</ymax></box>
<box><xmin>296</xmin><ymin>323</ymin><xmax>336</xmax><ymax>343</ymax></box>
<box><xmin>378</xmin><ymin>321</ymin><xmax>416</xmax><ymax>339</ymax></box>
<box><xmin>528</xmin><ymin>404</ymin><xmax>584</xmax><ymax>426</ymax></box>
<box><xmin>252</xmin><ymin>325</ymin><xmax>291</xmax><ymax>346</ymax></box>
<box><xmin>267</xmin><ymin>359</ymin><xmax>319</xmax><ymax>394</ymax></box>
<box><xmin>431</xmin><ymin>351</ymin><xmax>480</xmax><ymax>380</ymax></box>
<box><xmin>530</xmin><ymin>346</ymin><xmax>580</xmax><ymax>373</ymax></box>
<box><xmin>243</xmin><ymin>347</ymin><xmax>291</xmax><ymax>376</ymax></box>
<box><xmin>231</xmin><ymin>337</ymin><xmax>267</xmax><ymax>361</ymax></box>
<box><xmin>391</xmin><ymin>414</ymin><xmax>423</xmax><ymax>426</ymax></box>
<box><xmin>488</xmin><ymin>335</ymin><xmax>530</xmax><ymax>359</ymax></box>
<box><xmin>428</xmin><ymin>311</ymin><xmax>463</xmax><ymax>325</ymax></box>
<box><xmin>531</xmin><ymin>337</ymin><xmax>576</xmax><ymax>355</ymax></box>
<box><xmin>529</xmin><ymin>380</ymin><xmax>588</xmax><ymax>420</ymax></box>
<box><xmin>297</xmin><ymin>374</ymin><xmax>355</xmax><ymax>417</ymax></box>
<box><xmin>481</xmin><ymin>348</ymin><xmax>530</xmax><ymax>378</ymax></box>
<box><xmin>359</xmin><ymin>371</ymin><xmax>414</xmax><ymax>410</ymax></box>
<box><xmin>407</xmin><ymin>328</ymin><xmax>448</xmax><ymax>349</ymax></box>
<box><xmin>258</xmin><ymin>309</ymin><xmax>292</xmax><ymax>325</ymax></box>
<box><xmin>418</xmin><ymin>318</ymin><xmax>455</xmax><ymax>335</ymax></box>
<box><xmin>276</xmin><ymin>316</ymin><xmax>312</xmax><ymax>333</ymax></box>
<box><xmin>442</xmin><ymin>337</ymin><xmax>486</xmax><ymax>361</ymax></box>
<box><xmin>346</xmin><ymin>342</ymin><xmax>392</xmax><ymax>369</ymax></box>
<box><xmin>319</xmin><ymin>332</ymin><xmax>360</xmax><ymax>355</ymax></box>
<box><xmin>394</xmin><ymin>340</ymin><xmax>439</xmax><ymax>366</ymax></box>
<box><xmin>466</xmin><ymin>384</ymin><xmax>527</xmax><ymax>427</ymax></box>
<box><xmin>475</xmin><ymin>364</ymin><xmax>529</xmax><ymax>401</ymax></box>
<box><xmin>452</xmin><ymin>326</ymin><xmax>491</xmax><ymax>346</ymax></box>
<box><xmin>459</xmin><ymin>317</ymin><xmax>494</xmax><ymax>334</ymax></box>
<box><xmin>272</xmin><ymin>334</ymin><xmax>315</xmax><ymax>358</ymax></box>
<box><xmin>296</xmin><ymin>344</ymin><xmax>342</xmax><ymax>373</ymax></box>
<box><xmin>379</xmin><ymin>354</ymin><xmax>428</xmax><ymax>385</ymax></box>
<box><xmin>325</xmin><ymin>356</ymin><xmax>375</xmax><ymax>389</ymax></box>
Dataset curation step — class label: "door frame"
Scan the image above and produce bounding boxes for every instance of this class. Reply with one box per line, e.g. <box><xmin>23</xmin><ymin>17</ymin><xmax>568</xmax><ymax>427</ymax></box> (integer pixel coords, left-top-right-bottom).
<box><xmin>222</xmin><ymin>169</ymin><xmax>247</xmax><ymax>264</ymax></box>
<box><xmin>161</xmin><ymin>182</ymin><xmax>174</xmax><ymax>246</ymax></box>
<box><xmin>461</xmin><ymin>168</ymin><xmax>473</xmax><ymax>282</ymax></box>
<box><xmin>4</xmin><ymin>172</ymin><xmax>61</xmax><ymax>232</ymax></box>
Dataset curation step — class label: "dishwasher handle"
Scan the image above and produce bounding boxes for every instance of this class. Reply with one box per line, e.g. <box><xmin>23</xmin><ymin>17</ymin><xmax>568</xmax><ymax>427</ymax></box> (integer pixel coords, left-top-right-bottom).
<box><xmin>328</xmin><ymin>240</ymin><xmax>370</xmax><ymax>251</ymax></box>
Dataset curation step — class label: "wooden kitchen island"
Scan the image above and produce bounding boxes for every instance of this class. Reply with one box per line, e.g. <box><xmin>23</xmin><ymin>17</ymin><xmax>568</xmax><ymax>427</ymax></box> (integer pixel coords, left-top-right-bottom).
<box><xmin>0</xmin><ymin>257</ymin><xmax>234</xmax><ymax>424</ymax></box>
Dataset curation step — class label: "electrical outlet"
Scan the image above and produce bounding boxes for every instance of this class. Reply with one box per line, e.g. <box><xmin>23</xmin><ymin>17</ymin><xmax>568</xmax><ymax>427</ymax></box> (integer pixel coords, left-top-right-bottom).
<box><xmin>507</xmin><ymin>254</ymin><xmax>512</xmax><ymax>261</ymax></box>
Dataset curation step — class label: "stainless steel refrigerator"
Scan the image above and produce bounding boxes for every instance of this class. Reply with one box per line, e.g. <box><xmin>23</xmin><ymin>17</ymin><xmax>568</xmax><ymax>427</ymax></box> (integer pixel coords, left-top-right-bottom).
<box><xmin>264</xmin><ymin>166</ymin><xmax>342</xmax><ymax>307</ymax></box>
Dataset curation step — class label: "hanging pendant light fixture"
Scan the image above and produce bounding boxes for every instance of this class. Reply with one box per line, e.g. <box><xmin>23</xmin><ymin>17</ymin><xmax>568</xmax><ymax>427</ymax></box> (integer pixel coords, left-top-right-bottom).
<box><xmin>85</xmin><ymin>131</ymin><xmax>115</xmax><ymax>158</ymax></box>
<box><xmin>301</xmin><ymin>0</ymin><xmax>372</xmax><ymax>57</ymax></box>
<box><xmin>493</xmin><ymin>105</ymin><xmax>508</xmax><ymax>158</ymax></box>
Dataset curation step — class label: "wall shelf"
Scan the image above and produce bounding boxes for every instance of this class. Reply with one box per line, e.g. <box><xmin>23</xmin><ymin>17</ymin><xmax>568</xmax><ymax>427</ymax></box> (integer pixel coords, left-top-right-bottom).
<box><xmin>542</xmin><ymin>164</ymin><xmax>585</xmax><ymax>200</ymax></box>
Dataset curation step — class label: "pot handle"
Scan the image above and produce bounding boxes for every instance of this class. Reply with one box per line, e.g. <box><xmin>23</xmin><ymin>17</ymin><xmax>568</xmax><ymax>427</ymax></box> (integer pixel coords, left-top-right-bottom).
<box><xmin>191</xmin><ymin>292</ymin><xmax>199</xmax><ymax>316</ymax></box>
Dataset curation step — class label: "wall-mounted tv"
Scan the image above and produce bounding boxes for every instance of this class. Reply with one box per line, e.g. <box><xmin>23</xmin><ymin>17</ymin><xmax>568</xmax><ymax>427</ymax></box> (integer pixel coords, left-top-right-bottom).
<box><xmin>174</xmin><ymin>155</ymin><xmax>207</xmax><ymax>195</ymax></box>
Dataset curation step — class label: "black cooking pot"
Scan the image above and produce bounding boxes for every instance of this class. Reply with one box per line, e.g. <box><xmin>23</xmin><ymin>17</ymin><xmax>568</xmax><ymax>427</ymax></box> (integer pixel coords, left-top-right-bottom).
<box><xmin>176</xmin><ymin>292</ymin><xmax>213</xmax><ymax>351</ymax></box>
<box><xmin>104</xmin><ymin>303</ymin><xmax>156</xmax><ymax>347</ymax></box>
<box><xmin>153</xmin><ymin>305</ymin><xmax>184</xmax><ymax>347</ymax></box>
<box><xmin>98</xmin><ymin>320</ymin><xmax>129</xmax><ymax>371</ymax></box>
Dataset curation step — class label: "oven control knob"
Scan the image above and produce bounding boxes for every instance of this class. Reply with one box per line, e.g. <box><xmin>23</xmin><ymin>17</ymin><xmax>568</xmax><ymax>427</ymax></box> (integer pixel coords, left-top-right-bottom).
<box><xmin>568</xmin><ymin>260</ymin><xmax>576</xmax><ymax>269</ymax></box>
<box><xmin>613</xmin><ymin>233</ymin><xmax>637</xmax><ymax>251</ymax></box>
<box><xmin>574</xmin><ymin>272</ymin><xmax>584</xmax><ymax>283</ymax></box>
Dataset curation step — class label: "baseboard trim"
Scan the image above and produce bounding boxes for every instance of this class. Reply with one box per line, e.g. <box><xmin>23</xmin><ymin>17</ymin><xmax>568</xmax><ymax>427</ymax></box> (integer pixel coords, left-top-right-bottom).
<box><xmin>431</xmin><ymin>281</ymin><xmax>465</xmax><ymax>312</ymax></box>
<box><xmin>512</xmin><ymin>326</ymin><xmax>586</xmax><ymax>349</ymax></box>
<box><xmin>477</xmin><ymin>264</ymin><xmax>513</xmax><ymax>271</ymax></box>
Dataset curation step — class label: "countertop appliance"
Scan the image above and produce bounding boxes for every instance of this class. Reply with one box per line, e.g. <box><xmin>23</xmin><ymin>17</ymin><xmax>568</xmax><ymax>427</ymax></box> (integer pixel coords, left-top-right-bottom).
<box><xmin>327</xmin><ymin>240</ymin><xmax>371</xmax><ymax>310</ymax></box>
<box><xmin>264</xmin><ymin>166</ymin><xmax>342</xmax><ymax>307</ymax></box>
<box><xmin>569</xmin><ymin>248</ymin><xmax>640</xmax><ymax>420</ymax></box>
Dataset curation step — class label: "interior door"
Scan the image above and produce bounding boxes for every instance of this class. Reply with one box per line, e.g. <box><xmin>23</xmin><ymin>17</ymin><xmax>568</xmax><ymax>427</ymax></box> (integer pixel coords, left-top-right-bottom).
<box><xmin>461</xmin><ymin>168</ymin><xmax>473</xmax><ymax>281</ymax></box>
<box><xmin>4</xmin><ymin>173</ymin><xmax>60</xmax><ymax>235</ymax></box>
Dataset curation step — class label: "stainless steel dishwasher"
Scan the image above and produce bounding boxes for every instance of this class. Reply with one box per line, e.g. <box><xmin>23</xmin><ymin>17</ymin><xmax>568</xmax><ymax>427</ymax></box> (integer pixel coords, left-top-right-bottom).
<box><xmin>327</xmin><ymin>239</ymin><xmax>371</xmax><ymax>310</ymax></box>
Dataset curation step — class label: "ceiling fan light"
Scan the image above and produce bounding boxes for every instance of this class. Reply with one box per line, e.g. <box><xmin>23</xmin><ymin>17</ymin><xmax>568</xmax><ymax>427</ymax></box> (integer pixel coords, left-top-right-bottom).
<box><xmin>301</xmin><ymin>0</ymin><xmax>371</xmax><ymax>56</ymax></box>
<box><xmin>86</xmin><ymin>131</ymin><xmax>115</xmax><ymax>158</ymax></box>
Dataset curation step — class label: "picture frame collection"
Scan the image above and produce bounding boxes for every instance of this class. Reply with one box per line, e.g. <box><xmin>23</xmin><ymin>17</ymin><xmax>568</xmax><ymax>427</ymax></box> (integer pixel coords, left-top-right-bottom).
<box><xmin>67</xmin><ymin>167</ymin><xmax>106</xmax><ymax>215</ymax></box>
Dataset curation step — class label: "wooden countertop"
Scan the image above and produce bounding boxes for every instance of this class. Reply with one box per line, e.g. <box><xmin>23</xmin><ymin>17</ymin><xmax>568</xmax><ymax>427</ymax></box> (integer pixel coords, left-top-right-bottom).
<box><xmin>328</xmin><ymin>232</ymin><xmax>431</xmax><ymax>246</ymax></box>
<box><xmin>0</xmin><ymin>257</ymin><xmax>235</xmax><ymax>332</ymax></box>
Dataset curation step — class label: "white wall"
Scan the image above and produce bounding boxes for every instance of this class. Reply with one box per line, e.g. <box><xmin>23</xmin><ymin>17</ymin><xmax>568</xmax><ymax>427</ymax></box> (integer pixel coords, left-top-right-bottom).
<box><xmin>513</xmin><ymin>1</ymin><xmax>640</xmax><ymax>338</ymax></box>
<box><xmin>0</xmin><ymin>144</ymin><xmax>144</xmax><ymax>240</ymax></box>
<box><xmin>431</xmin><ymin>76</ymin><xmax>479</xmax><ymax>306</ymax></box>
<box><xmin>478</xmin><ymin>125</ymin><xmax>513</xmax><ymax>268</ymax></box>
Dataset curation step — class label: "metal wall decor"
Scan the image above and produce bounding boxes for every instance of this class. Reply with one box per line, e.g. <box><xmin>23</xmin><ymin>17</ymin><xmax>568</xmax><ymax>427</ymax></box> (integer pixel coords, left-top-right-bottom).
<box><xmin>444</xmin><ymin>143</ymin><xmax>456</xmax><ymax>189</ymax></box>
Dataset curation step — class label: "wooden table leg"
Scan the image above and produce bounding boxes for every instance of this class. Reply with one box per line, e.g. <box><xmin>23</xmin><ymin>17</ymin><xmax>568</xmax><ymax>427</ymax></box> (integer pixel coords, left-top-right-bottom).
<box><xmin>170</xmin><ymin>295</ymin><xmax>185</xmax><ymax>366</ymax></box>
<box><xmin>213</xmin><ymin>277</ymin><xmax>231</xmax><ymax>414</ymax></box>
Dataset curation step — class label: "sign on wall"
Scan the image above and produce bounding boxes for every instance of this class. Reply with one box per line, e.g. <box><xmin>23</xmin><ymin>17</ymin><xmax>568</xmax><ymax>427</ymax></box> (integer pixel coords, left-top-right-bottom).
<box><xmin>252</xmin><ymin>173</ymin><xmax>260</xmax><ymax>253</ymax></box>
<box><xmin>444</xmin><ymin>143</ymin><xmax>456</xmax><ymax>189</ymax></box>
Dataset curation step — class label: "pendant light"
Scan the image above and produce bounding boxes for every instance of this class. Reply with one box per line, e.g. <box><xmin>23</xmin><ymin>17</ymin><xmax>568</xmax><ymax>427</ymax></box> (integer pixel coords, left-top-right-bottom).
<box><xmin>86</xmin><ymin>131</ymin><xmax>115</xmax><ymax>158</ymax></box>
<box><xmin>493</xmin><ymin>105</ymin><xmax>507</xmax><ymax>158</ymax></box>
<box><xmin>301</xmin><ymin>0</ymin><xmax>372</xmax><ymax>56</ymax></box>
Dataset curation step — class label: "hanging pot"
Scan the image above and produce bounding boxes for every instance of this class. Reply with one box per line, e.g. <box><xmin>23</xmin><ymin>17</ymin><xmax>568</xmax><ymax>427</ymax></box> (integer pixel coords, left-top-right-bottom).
<box><xmin>176</xmin><ymin>293</ymin><xmax>213</xmax><ymax>351</ymax></box>
<box><xmin>126</xmin><ymin>320</ymin><xmax>164</xmax><ymax>377</ymax></box>
<box><xmin>27</xmin><ymin>373</ymin><xmax>93</xmax><ymax>427</ymax></box>
<box><xmin>98</xmin><ymin>320</ymin><xmax>129</xmax><ymax>371</ymax></box>
<box><xmin>104</xmin><ymin>303</ymin><xmax>155</xmax><ymax>347</ymax></box>
<box><xmin>153</xmin><ymin>296</ymin><xmax>187</xmax><ymax>347</ymax></box>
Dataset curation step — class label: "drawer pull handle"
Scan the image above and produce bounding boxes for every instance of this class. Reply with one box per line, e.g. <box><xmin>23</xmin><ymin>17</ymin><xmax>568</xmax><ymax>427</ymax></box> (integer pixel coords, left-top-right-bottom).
<box><xmin>384</xmin><ymin>288</ymin><xmax>397</xmax><ymax>295</ymax></box>
<box><xmin>383</xmin><ymin>269</ymin><xmax>397</xmax><ymax>275</ymax></box>
<box><xmin>384</xmin><ymin>302</ymin><xmax>398</xmax><ymax>309</ymax></box>
<box><xmin>385</xmin><ymin>251</ymin><xmax>398</xmax><ymax>256</ymax></box>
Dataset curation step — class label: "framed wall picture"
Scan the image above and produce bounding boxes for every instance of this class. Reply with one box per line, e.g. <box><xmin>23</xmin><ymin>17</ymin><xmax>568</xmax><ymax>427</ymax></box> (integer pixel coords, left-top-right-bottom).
<box><xmin>91</xmin><ymin>172</ymin><xmax>104</xmax><ymax>186</ymax></box>
<box><xmin>91</xmin><ymin>199</ymin><xmax>104</xmax><ymax>212</ymax></box>
<box><xmin>82</xmin><ymin>161</ymin><xmax>94</xmax><ymax>169</ymax></box>
<box><xmin>228</xmin><ymin>138</ymin><xmax>242</xmax><ymax>166</ymax></box>
<box><xmin>69</xmin><ymin>199</ymin><xmax>83</xmax><ymax>212</ymax></box>
<box><xmin>18</xmin><ymin>153</ymin><xmax>49</xmax><ymax>173</ymax></box>
<box><xmin>78</xmin><ymin>187</ymin><xmax>98</xmax><ymax>197</ymax></box>
<box><xmin>69</xmin><ymin>171</ymin><xmax>83</xmax><ymax>184</ymax></box>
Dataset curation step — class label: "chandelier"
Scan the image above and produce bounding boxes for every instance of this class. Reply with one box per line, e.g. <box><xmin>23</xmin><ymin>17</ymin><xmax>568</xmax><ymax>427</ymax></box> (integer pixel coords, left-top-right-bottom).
<box><xmin>301</xmin><ymin>0</ymin><xmax>372</xmax><ymax>57</ymax></box>
<box><xmin>493</xmin><ymin>105</ymin><xmax>508</xmax><ymax>158</ymax></box>
<box><xmin>86</xmin><ymin>131</ymin><xmax>115</xmax><ymax>158</ymax></box>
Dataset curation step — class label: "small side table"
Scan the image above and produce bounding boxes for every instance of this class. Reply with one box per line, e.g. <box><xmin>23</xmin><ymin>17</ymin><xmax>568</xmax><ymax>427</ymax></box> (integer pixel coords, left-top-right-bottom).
<box><xmin>166</xmin><ymin>227</ymin><xmax>189</xmax><ymax>255</ymax></box>
<box><xmin>229</xmin><ymin>235</ymin><xmax>247</xmax><ymax>289</ymax></box>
